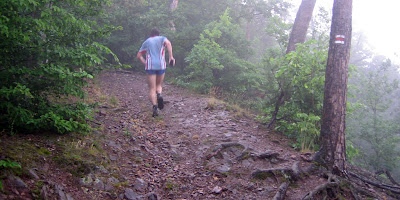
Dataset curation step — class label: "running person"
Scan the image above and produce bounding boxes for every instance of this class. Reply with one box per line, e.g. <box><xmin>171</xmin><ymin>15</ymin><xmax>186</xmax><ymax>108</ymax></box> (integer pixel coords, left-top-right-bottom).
<box><xmin>137</xmin><ymin>28</ymin><xmax>175</xmax><ymax>117</ymax></box>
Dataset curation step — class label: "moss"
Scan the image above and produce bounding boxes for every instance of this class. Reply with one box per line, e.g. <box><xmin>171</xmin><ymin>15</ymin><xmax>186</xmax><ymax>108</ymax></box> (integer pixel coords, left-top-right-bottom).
<box><xmin>165</xmin><ymin>181</ymin><xmax>176</xmax><ymax>190</ymax></box>
<box><xmin>37</xmin><ymin>148</ymin><xmax>51</xmax><ymax>156</ymax></box>
<box><xmin>339</xmin><ymin>180</ymin><xmax>350</xmax><ymax>189</ymax></box>
<box><xmin>253</xmin><ymin>172</ymin><xmax>273</xmax><ymax>180</ymax></box>
<box><xmin>114</xmin><ymin>181</ymin><xmax>129</xmax><ymax>188</ymax></box>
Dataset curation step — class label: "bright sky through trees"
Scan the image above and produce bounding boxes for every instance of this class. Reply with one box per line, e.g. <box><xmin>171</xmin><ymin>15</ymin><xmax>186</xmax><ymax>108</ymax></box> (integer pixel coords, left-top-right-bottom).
<box><xmin>353</xmin><ymin>0</ymin><xmax>400</xmax><ymax>61</ymax></box>
<box><xmin>291</xmin><ymin>0</ymin><xmax>400</xmax><ymax>63</ymax></box>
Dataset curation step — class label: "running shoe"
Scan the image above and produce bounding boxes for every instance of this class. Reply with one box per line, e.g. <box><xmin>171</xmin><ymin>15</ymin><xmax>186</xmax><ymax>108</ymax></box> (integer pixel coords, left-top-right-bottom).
<box><xmin>157</xmin><ymin>94</ymin><xmax>164</xmax><ymax>110</ymax></box>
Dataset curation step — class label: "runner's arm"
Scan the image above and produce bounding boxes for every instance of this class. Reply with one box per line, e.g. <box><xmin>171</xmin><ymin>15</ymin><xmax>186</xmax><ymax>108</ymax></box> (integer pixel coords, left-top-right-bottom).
<box><xmin>136</xmin><ymin>51</ymin><xmax>146</xmax><ymax>65</ymax></box>
<box><xmin>164</xmin><ymin>40</ymin><xmax>175</xmax><ymax>66</ymax></box>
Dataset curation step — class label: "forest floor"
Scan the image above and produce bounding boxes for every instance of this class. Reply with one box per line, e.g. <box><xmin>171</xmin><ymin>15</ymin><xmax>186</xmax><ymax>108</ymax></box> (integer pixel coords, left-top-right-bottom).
<box><xmin>0</xmin><ymin>69</ymin><xmax>397</xmax><ymax>200</ymax></box>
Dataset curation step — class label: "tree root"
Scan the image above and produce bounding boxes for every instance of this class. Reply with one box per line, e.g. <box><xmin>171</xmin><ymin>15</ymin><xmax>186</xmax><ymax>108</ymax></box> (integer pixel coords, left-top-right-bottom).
<box><xmin>349</xmin><ymin>171</ymin><xmax>400</xmax><ymax>194</ymax></box>
<box><xmin>302</xmin><ymin>174</ymin><xmax>339</xmax><ymax>200</ymax></box>
<box><xmin>273</xmin><ymin>181</ymin><xmax>289</xmax><ymax>200</ymax></box>
<box><xmin>205</xmin><ymin>142</ymin><xmax>247</xmax><ymax>160</ymax></box>
<box><xmin>253</xmin><ymin>150</ymin><xmax>280</xmax><ymax>159</ymax></box>
<box><xmin>251</xmin><ymin>161</ymin><xmax>302</xmax><ymax>181</ymax></box>
<box><xmin>207</xmin><ymin>143</ymin><xmax>400</xmax><ymax>199</ymax></box>
<box><xmin>206</xmin><ymin>142</ymin><xmax>285</xmax><ymax>163</ymax></box>
<box><xmin>252</xmin><ymin>160</ymin><xmax>400</xmax><ymax>200</ymax></box>
<box><xmin>252</xmin><ymin>162</ymin><xmax>304</xmax><ymax>199</ymax></box>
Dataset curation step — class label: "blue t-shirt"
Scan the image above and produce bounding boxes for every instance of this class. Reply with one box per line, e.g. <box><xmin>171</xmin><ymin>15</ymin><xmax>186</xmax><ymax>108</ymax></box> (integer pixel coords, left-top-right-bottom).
<box><xmin>138</xmin><ymin>36</ymin><xmax>168</xmax><ymax>70</ymax></box>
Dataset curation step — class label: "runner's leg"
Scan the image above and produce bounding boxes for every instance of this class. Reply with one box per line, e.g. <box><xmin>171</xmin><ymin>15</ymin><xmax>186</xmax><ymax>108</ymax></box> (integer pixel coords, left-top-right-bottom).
<box><xmin>156</xmin><ymin>73</ymin><xmax>165</xmax><ymax>109</ymax></box>
<box><xmin>155</xmin><ymin>73</ymin><xmax>165</xmax><ymax>94</ymax></box>
<box><xmin>147</xmin><ymin>74</ymin><xmax>157</xmax><ymax>106</ymax></box>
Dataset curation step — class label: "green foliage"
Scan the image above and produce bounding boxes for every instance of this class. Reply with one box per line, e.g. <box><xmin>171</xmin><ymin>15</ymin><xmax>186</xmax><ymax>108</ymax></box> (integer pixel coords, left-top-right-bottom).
<box><xmin>259</xmin><ymin>40</ymin><xmax>328</xmax><ymax>151</ymax></box>
<box><xmin>286</xmin><ymin>113</ymin><xmax>320</xmax><ymax>152</ymax></box>
<box><xmin>0</xmin><ymin>159</ymin><xmax>22</xmax><ymax>191</ymax></box>
<box><xmin>183</xmin><ymin>9</ymin><xmax>259</xmax><ymax>96</ymax></box>
<box><xmin>0</xmin><ymin>0</ymin><xmax>119</xmax><ymax>133</ymax></box>
<box><xmin>347</xmin><ymin>58</ymin><xmax>400</xmax><ymax>173</ymax></box>
<box><xmin>0</xmin><ymin>159</ymin><xmax>21</xmax><ymax>169</ymax></box>
<box><xmin>102</xmin><ymin>0</ymin><xmax>169</xmax><ymax>65</ymax></box>
<box><xmin>345</xmin><ymin>140</ymin><xmax>359</xmax><ymax>164</ymax></box>
<box><xmin>265</xmin><ymin>15</ymin><xmax>292</xmax><ymax>52</ymax></box>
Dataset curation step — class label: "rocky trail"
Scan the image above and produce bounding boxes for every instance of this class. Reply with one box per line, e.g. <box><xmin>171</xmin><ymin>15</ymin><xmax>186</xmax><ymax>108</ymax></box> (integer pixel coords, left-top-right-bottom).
<box><xmin>1</xmin><ymin>70</ymin><xmax>396</xmax><ymax>200</ymax></box>
<box><xmin>85</xmin><ymin>70</ymin><xmax>319</xmax><ymax>200</ymax></box>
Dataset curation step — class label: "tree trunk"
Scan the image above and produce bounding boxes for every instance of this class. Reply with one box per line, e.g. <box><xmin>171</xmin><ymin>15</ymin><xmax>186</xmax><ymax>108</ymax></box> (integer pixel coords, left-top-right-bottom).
<box><xmin>169</xmin><ymin>0</ymin><xmax>178</xmax><ymax>31</ymax></box>
<box><xmin>286</xmin><ymin>0</ymin><xmax>316</xmax><ymax>53</ymax></box>
<box><xmin>268</xmin><ymin>0</ymin><xmax>316</xmax><ymax>128</ymax></box>
<box><xmin>318</xmin><ymin>0</ymin><xmax>352</xmax><ymax>176</ymax></box>
<box><xmin>385</xmin><ymin>170</ymin><xmax>400</xmax><ymax>186</ymax></box>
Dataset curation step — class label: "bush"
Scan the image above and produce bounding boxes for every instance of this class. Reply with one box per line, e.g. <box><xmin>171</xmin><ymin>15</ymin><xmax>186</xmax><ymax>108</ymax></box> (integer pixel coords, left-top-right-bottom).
<box><xmin>0</xmin><ymin>0</ymin><xmax>119</xmax><ymax>133</ymax></box>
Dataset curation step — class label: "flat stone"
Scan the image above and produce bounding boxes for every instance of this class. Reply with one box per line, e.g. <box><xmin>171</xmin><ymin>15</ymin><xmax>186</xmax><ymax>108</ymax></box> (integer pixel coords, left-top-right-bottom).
<box><xmin>109</xmin><ymin>155</ymin><xmax>118</xmax><ymax>161</ymax></box>
<box><xmin>93</xmin><ymin>178</ymin><xmax>105</xmax><ymax>190</ymax></box>
<box><xmin>212</xmin><ymin>186</ymin><xmax>222</xmax><ymax>194</ymax></box>
<box><xmin>108</xmin><ymin>177</ymin><xmax>119</xmax><ymax>184</ymax></box>
<box><xmin>216</xmin><ymin>165</ymin><xmax>230</xmax><ymax>174</ymax></box>
<box><xmin>28</xmin><ymin>169</ymin><xmax>40</xmax><ymax>180</ymax></box>
<box><xmin>134</xmin><ymin>178</ymin><xmax>148</xmax><ymax>192</ymax></box>
<box><xmin>7</xmin><ymin>175</ymin><xmax>27</xmax><ymax>189</ymax></box>
<box><xmin>125</xmin><ymin>188</ymin><xmax>141</xmax><ymax>200</ymax></box>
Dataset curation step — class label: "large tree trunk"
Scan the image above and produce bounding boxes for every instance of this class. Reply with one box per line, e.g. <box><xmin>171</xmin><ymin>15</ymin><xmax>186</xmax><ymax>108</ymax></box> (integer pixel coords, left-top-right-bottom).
<box><xmin>169</xmin><ymin>0</ymin><xmax>178</xmax><ymax>31</ymax></box>
<box><xmin>268</xmin><ymin>0</ymin><xmax>316</xmax><ymax>128</ymax></box>
<box><xmin>286</xmin><ymin>0</ymin><xmax>316</xmax><ymax>53</ymax></box>
<box><xmin>318</xmin><ymin>0</ymin><xmax>352</xmax><ymax>176</ymax></box>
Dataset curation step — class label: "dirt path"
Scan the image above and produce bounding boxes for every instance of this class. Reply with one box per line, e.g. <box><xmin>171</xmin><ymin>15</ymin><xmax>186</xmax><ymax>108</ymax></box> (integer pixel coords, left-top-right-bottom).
<box><xmin>82</xmin><ymin>69</ymin><xmax>322</xmax><ymax>200</ymax></box>
<box><xmin>1</xmin><ymin>69</ymin><xmax>397</xmax><ymax>200</ymax></box>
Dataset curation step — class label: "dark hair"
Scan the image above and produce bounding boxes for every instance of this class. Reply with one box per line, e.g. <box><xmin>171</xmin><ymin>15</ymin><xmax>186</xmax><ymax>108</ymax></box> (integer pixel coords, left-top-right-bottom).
<box><xmin>150</xmin><ymin>28</ymin><xmax>160</xmax><ymax>36</ymax></box>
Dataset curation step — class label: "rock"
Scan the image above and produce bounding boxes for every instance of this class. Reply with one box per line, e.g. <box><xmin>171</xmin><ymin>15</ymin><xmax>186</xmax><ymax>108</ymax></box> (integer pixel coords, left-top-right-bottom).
<box><xmin>55</xmin><ymin>184</ymin><xmax>74</xmax><ymax>200</ymax></box>
<box><xmin>147</xmin><ymin>193</ymin><xmax>158</xmax><ymax>200</ymax></box>
<box><xmin>7</xmin><ymin>175</ymin><xmax>27</xmax><ymax>189</ymax></box>
<box><xmin>104</xmin><ymin>182</ymin><xmax>114</xmax><ymax>192</ymax></box>
<box><xmin>28</xmin><ymin>169</ymin><xmax>40</xmax><ymax>180</ymax></box>
<box><xmin>224</xmin><ymin>132</ymin><xmax>233</xmax><ymax>137</ymax></box>
<box><xmin>109</xmin><ymin>155</ymin><xmax>118</xmax><ymax>161</ymax></box>
<box><xmin>40</xmin><ymin>185</ymin><xmax>49</xmax><ymax>200</ymax></box>
<box><xmin>108</xmin><ymin>177</ymin><xmax>119</xmax><ymax>184</ymax></box>
<box><xmin>134</xmin><ymin>178</ymin><xmax>148</xmax><ymax>192</ymax></box>
<box><xmin>98</xmin><ymin>165</ymin><xmax>109</xmax><ymax>173</ymax></box>
<box><xmin>93</xmin><ymin>178</ymin><xmax>105</xmax><ymax>190</ymax></box>
<box><xmin>212</xmin><ymin>186</ymin><xmax>223</xmax><ymax>194</ymax></box>
<box><xmin>79</xmin><ymin>174</ymin><xmax>94</xmax><ymax>186</ymax></box>
<box><xmin>125</xmin><ymin>188</ymin><xmax>141</xmax><ymax>200</ymax></box>
<box><xmin>108</xmin><ymin>141</ymin><xmax>121</xmax><ymax>149</ymax></box>
<box><xmin>99</xmin><ymin>110</ymin><xmax>107</xmax><ymax>116</ymax></box>
<box><xmin>42</xmin><ymin>163</ymin><xmax>50</xmax><ymax>172</ymax></box>
<box><xmin>216</xmin><ymin>165</ymin><xmax>230</xmax><ymax>174</ymax></box>
<box><xmin>242</xmin><ymin>159</ymin><xmax>252</xmax><ymax>167</ymax></box>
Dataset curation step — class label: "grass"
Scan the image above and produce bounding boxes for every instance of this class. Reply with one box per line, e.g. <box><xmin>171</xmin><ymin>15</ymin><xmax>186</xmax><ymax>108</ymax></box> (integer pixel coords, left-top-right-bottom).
<box><xmin>109</xmin><ymin>95</ymin><xmax>119</xmax><ymax>107</ymax></box>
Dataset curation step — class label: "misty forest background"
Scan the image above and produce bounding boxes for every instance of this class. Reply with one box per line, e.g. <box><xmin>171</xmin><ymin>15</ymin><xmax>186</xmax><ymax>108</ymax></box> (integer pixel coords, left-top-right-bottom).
<box><xmin>1</xmin><ymin>0</ymin><xmax>400</xmax><ymax>185</ymax></box>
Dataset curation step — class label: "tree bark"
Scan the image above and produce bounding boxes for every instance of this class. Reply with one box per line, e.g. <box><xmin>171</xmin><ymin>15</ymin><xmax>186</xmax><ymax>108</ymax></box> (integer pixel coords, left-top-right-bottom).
<box><xmin>385</xmin><ymin>170</ymin><xmax>400</xmax><ymax>186</ymax></box>
<box><xmin>169</xmin><ymin>0</ymin><xmax>178</xmax><ymax>31</ymax></box>
<box><xmin>319</xmin><ymin>0</ymin><xmax>352</xmax><ymax>176</ymax></box>
<box><xmin>268</xmin><ymin>0</ymin><xmax>316</xmax><ymax>128</ymax></box>
<box><xmin>286</xmin><ymin>0</ymin><xmax>316</xmax><ymax>53</ymax></box>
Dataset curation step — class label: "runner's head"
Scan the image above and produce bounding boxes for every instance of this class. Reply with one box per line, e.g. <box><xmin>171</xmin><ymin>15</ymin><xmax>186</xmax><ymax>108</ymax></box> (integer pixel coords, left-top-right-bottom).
<box><xmin>150</xmin><ymin>28</ymin><xmax>160</xmax><ymax>37</ymax></box>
